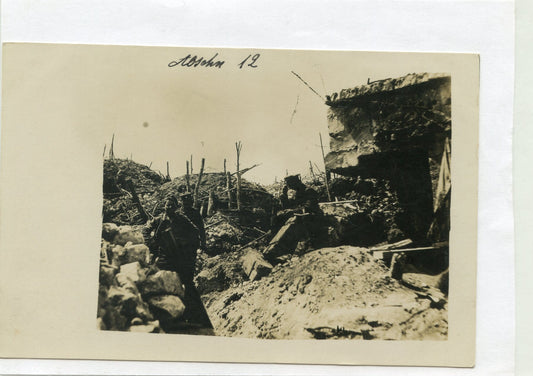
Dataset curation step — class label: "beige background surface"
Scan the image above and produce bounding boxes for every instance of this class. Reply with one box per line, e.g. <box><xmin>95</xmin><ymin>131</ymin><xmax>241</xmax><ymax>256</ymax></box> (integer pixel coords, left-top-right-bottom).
<box><xmin>0</xmin><ymin>43</ymin><xmax>478</xmax><ymax>366</ymax></box>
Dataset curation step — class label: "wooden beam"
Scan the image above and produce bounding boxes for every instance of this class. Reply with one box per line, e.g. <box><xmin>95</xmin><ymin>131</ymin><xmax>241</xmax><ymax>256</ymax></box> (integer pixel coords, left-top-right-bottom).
<box><xmin>235</xmin><ymin>142</ymin><xmax>242</xmax><ymax>211</ymax></box>
<box><xmin>319</xmin><ymin>133</ymin><xmax>332</xmax><ymax>201</ymax></box>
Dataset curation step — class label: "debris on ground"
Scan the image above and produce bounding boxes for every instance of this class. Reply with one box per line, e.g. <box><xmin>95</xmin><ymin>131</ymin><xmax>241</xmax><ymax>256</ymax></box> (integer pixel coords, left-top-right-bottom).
<box><xmin>98</xmin><ymin>223</ymin><xmax>214</xmax><ymax>335</ymax></box>
<box><xmin>202</xmin><ymin>246</ymin><xmax>447</xmax><ymax>340</ymax></box>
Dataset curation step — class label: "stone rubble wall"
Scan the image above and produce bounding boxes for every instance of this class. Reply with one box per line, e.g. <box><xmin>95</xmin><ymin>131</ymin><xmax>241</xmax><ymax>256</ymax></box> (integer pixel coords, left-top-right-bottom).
<box><xmin>97</xmin><ymin>223</ymin><xmax>188</xmax><ymax>333</ymax></box>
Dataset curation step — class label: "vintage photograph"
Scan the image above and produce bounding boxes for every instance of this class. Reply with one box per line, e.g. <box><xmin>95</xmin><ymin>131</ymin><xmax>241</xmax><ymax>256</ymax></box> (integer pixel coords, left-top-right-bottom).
<box><xmin>97</xmin><ymin>49</ymin><xmax>451</xmax><ymax>340</ymax></box>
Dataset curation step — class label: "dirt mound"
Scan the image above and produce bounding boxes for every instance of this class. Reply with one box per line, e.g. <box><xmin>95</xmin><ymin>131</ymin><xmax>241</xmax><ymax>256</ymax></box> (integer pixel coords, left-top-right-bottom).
<box><xmin>102</xmin><ymin>159</ymin><xmax>165</xmax><ymax>225</ymax></box>
<box><xmin>194</xmin><ymin>249</ymin><xmax>249</xmax><ymax>295</ymax></box>
<box><xmin>202</xmin><ymin>246</ymin><xmax>447</xmax><ymax>340</ymax></box>
<box><xmin>103</xmin><ymin>159</ymin><xmax>165</xmax><ymax>194</ymax></box>
<box><xmin>146</xmin><ymin>173</ymin><xmax>274</xmax><ymax>219</ymax></box>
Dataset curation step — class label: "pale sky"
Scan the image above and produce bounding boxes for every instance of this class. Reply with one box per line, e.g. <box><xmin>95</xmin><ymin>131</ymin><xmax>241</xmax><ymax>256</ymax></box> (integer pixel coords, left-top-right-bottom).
<box><xmin>13</xmin><ymin>45</ymin><xmax>430</xmax><ymax>185</ymax></box>
<box><xmin>91</xmin><ymin>47</ymin><xmax>423</xmax><ymax>184</ymax></box>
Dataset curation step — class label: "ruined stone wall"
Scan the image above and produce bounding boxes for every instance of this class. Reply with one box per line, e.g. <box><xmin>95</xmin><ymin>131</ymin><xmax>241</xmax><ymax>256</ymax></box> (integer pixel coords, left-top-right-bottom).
<box><xmin>324</xmin><ymin>73</ymin><xmax>451</xmax><ymax>240</ymax></box>
<box><xmin>325</xmin><ymin>73</ymin><xmax>451</xmax><ymax>174</ymax></box>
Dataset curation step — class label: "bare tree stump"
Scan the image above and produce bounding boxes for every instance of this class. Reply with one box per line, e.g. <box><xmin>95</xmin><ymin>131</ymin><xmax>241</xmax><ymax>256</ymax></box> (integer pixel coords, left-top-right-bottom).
<box><xmin>193</xmin><ymin>158</ymin><xmax>205</xmax><ymax>209</ymax></box>
<box><xmin>235</xmin><ymin>142</ymin><xmax>242</xmax><ymax>211</ymax></box>
<box><xmin>226</xmin><ymin>171</ymin><xmax>232</xmax><ymax>209</ymax></box>
<box><xmin>186</xmin><ymin>160</ymin><xmax>191</xmax><ymax>192</ymax></box>
<box><xmin>207</xmin><ymin>189</ymin><xmax>216</xmax><ymax>216</ymax></box>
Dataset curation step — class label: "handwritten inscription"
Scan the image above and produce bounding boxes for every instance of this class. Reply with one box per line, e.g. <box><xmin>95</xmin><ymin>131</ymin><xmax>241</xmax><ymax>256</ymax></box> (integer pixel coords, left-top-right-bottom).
<box><xmin>168</xmin><ymin>53</ymin><xmax>225</xmax><ymax>68</ymax></box>
<box><xmin>168</xmin><ymin>53</ymin><xmax>261</xmax><ymax>70</ymax></box>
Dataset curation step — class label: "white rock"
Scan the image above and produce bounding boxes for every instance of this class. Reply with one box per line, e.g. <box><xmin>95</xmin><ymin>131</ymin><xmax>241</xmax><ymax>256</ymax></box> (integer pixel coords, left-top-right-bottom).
<box><xmin>141</xmin><ymin>270</ymin><xmax>185</xmax><ymax>298</ymax></box>
<box><xmin>120</xmin><ymin>262</ymin><xmax>143</xmax><ymax>284</ymax></box>
<box><xmin>113</xmin><ymin>226</ymin><xmax>145</xmax><ymax>246</ymax></box>
<box><xmin>148</xmin><ymin>295</ymin><xmax>186</xmax><ymax>319</ymax></box>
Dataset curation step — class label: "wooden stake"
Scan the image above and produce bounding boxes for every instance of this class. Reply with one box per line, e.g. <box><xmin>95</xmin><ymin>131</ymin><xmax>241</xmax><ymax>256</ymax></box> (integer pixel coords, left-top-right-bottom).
<box><xmin>193</xmin><ymin>158</ymin><xmax>205</xmax><ymax>208</ymax></box>
<box><xmin>319</xmin><ymin>133</ymin><xmax>332</xmax><ymax>201</ymax></box>
<box><xmin>166</xmin><ymin>161</ymin><xmax>170</xmax><ymax>180</ymax></box>
<box><xmin>235</xmin><ymin>142</ymin><xmax>242</xmax><ymax>211</ymax></box>
<box><xmin>224</xmin><ymin>158</ymin><xmax>227</xmax><ymax>175</ymax></box>
<box><xmin>185</xmin><ymin>160</ymin><xmax>191</xmax><ymax>192</ymax></box>
<box><xmin>207</xmin><ymin>189</ymin><xmax>215</xmax><ymax>216</ymax></box>
<box><xmin>226</xmin><ymin>171</ymin><xmax>232</xmax><ymax>209</ymax></box>
<box><xmin>190</xmin><ymin>155</ymin><xmax>193</xmax><ymax>175</ymax></box>
<box><xmin>109</xmin><ymin>134</ymin><xmax>115</xmax><ymax>160</ymax></box>
<box><xmin>103</xmin><ymin>144</ymin><xmax>107</xmax><ymax>158</ymax></box>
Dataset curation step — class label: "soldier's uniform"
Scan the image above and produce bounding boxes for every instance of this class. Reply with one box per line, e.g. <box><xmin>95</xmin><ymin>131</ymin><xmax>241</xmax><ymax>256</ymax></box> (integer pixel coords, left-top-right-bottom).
<box><xmin>264</xmin><ymin>175</ymin><xmax>322</xmax><ymax>262</ymax></box>
<box><xmin>142</xmin><ymin>195</ymin><xmax>205</xmax><ymax>284</ymax></box>
<box><xmin>142</xmin><ymin>194</ymin><xmax>212</xmax><ymax>330</ymax></box>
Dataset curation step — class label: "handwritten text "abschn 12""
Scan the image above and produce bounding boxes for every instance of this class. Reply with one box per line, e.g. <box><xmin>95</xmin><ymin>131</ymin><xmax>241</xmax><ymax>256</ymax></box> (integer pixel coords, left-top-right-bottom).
<box><xmin>168</xmin><ymin>53</ymin><xmax>260</xmax><ymax>70</ymax></box>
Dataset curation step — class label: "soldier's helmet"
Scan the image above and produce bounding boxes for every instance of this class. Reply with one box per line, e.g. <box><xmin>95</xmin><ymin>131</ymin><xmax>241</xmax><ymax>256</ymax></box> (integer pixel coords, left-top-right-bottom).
<box><xmin>284</xmin><ymin>174</ymin><xmax>302</xmax><ymax>189</ymax></box>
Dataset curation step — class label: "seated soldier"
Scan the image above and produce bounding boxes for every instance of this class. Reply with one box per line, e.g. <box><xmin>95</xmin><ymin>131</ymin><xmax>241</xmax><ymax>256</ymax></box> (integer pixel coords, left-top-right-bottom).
<box><xmin>263</xmin><ymin>175</ymin><xmax>321</xmax><ymax>263</ymax></box>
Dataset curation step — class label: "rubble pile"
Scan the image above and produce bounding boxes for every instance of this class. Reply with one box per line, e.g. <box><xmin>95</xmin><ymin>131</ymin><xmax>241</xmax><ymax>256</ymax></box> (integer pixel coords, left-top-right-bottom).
<box><xmin>204</xmin><ymin>212</ymin><xmax>269</xmax><ymax>255</ymax></box>
<box><xmin>325</xmin><ymin>177</ymin><xmax>406</xmax><ymax>243</ymax></box>
<box><xmin>203</xmin><ymin>246</ymin><xmax>447</xmax><ymax>340</ymax></box>
<box><xmin>102</xmin><ymin>159</ymin><xmax>165</xmax><ymax>225</ymax></box>
<box><xmin>195</xmin><ymin>247</ymin><xmax>274</xmax><ymax>296</ymax></box>
<box><xmin>148</xmin><ymin>173</ymin><xmax>273</xmax><ymax>219</ymax></box>
<box><xmin>97</xmin><ymin>223</ymin><xmax>191</xmax><ymax>333</ymax></box>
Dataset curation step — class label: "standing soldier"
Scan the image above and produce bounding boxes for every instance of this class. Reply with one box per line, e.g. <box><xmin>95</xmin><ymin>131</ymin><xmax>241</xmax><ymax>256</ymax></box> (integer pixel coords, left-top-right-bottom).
<box><xmin>142</xmin><ymin>193</ymin><xmax>211</xmax><ymax>330</ymax></box>
<box><xmin>143</xmin><ymin>193</ymin><xmax>205</xmax><ymax>284</ymax></box>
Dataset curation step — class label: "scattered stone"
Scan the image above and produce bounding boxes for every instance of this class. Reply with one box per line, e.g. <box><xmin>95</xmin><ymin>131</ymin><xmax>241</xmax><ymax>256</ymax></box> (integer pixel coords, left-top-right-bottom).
<box><xmin>110</xmin><ymin>243</ymin><xmax>150</xmax><ymax>267</ymax></box>
<box><xmin>148</xmin><ymin>295</ymin><xmax>186</xmax><ymax>319</ymax></box>
<box><xmin>112</xmin><ymin>226</ymin><xmax>145</xmax><ymax>246</ymax></box>
<box><xmin>141</xmin><ymin>270</ymin><xmax>185</xmax><ymax>298</ymax></box>
<box><xmin>124</xmin><ymin>244</ymin><xmax>151</xmax><ymax>266</ymax></box>
<box><xmin>297</xmin><ymin>274</ymin><xmax>313</xmax><ymax>294</ymax></box>
<box><xmin>389</xmin><ymin>252</ymin><xmax>406</xmax><ymax>280</ymax></box>
<box><xmin>102</xmin><ymin>223</ymin><xmax>119</xmax><ymax>242</ymax></box>
<box><xmin>128</xmin><ymin>320</ymin><xmax>162</xmax><ymax>333</ymax></box>
<box><xmin>115</xmin><ymin>273</ymin><xmax>139</xmax><ymax>294</ymax></box>
<box><xmin>99</xmin><ymin>264</ymin><xmax>118</xmax><ymax>287</ymax></box>
<box><xmin>120</xmin><ymin>261</ymin><xmax>144</xmax><ymax>284</ymax></box>
<box><xmin>242</xmin><ymin>250</ymin><xmax>273</xmax><ymax>281</ymax></box>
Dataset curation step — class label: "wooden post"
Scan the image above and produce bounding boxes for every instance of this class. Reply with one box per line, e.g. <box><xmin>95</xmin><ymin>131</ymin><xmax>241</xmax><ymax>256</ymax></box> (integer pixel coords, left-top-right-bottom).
<box><xmin>166</xmin><ymin>161</ymin><xmax>170</xmax><ymax>180</ymax></box>
<box><xmin>235</xmin><ymin>142</ymin><xmax>242</xmax><ymax>211</ymax></box>
<box><xmin>185</xmin><ymin>160</ymin><xmax>191</xmax><ymax>192</ymax></box>
<box><xmin>193</xmin><ymin>158</ymin><xmax>205</xmax><ymax>208</ymax></box>
<box><xmin>309</xmin><ymin>160</ymin><xmax>316</xmax><ymax>182</ymax></box>
<box><xmin>149</xmin><ymin>162</ymin><xmax>152</xmax><ymax>168</ymax></box>
<box><xmin>103</xmin><ymin>144</ymin><xmax>107</xmax><ymax>158</ymax></box>
<box><xmin>190</xmin><ymin>155</ymin><xmax>193</xmax><ymax>175</ymax></box>
<box><xmin>226</xmin><ymin>171</ymin><xmax>232</xmax><ymax>209</ymax></box>
<box><xmin>389</xmin><ymin>252</ymin><xmax>406</xmax><ymax>280</ymax></box>
<box><xmin>109</xmin><ymin>134</ymin><xmax>115</xmax><ymax>160</ymax></box>
<box><xmin>224</xmin><ymin>158</ymin><xmax>227</xmax><ymax>175</ymax></box>
<box><xmin>319</xmin><ymin>133</ymin><xmax>332</xmax><ymax>201</ymax></box>
<box><xmin>207</xmin><ymin>189</ymin><xmax>216</xmax><ymax>216</ymax></box>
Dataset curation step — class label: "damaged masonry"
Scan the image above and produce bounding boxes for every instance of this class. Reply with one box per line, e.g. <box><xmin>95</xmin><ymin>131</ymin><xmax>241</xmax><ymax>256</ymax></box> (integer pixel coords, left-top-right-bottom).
<box><xmin>98</xmin><ymin>72</ymin><xmax>451</xmax><ymax>340</ymax></box>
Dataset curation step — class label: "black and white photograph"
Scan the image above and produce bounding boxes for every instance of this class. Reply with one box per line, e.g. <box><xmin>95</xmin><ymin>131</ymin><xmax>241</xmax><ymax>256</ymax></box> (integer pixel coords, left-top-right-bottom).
<box><xmin>97</xmin><ymin>49</ymin><xmax>452</xmax><ymax>340</ymax></box>
<box><xmin>0</xmin><ymin>44</ymin><xmax>479</xmax><ymax>366</ymax></box>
